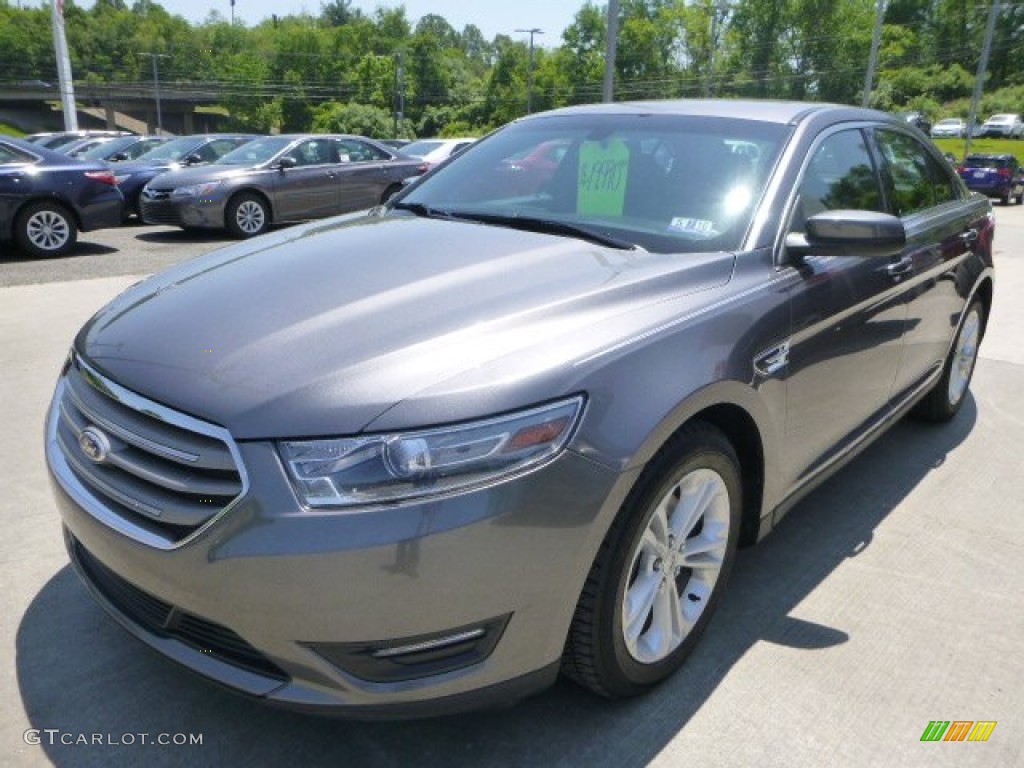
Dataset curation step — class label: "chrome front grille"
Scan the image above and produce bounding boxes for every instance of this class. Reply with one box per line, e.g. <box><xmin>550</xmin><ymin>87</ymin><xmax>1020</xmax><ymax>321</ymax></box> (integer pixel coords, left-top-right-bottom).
<box><xmin>51</xmin><ymin>355</ymin><xmax>245</xmax><ymax>547</ymax></box>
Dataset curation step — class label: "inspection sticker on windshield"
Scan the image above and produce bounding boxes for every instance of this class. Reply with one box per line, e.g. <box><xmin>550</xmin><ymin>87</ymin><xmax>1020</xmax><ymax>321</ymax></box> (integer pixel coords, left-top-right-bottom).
<box><xmin>668</xmin><ymin>217</ymin><xmax>715</xmax><ymax>234</ymax></box>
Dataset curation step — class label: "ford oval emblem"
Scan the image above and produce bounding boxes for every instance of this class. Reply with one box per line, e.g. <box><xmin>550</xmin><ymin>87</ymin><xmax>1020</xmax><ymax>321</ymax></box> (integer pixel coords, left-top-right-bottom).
<box><xmin>79</xmin><ymin>426</ymin><xmax>111</xmax><ymax>463</ymax></box>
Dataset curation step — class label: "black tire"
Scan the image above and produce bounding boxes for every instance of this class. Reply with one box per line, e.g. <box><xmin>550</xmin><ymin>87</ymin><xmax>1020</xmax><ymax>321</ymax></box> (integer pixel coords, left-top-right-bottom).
<box><xmin>14</xmin><ymin>200</ymin><xmax>78</xmax><ymax>258</ymax></box>
<box><xmin>562</xmin><ymin>422</ymin><xmax>742</xmax><ymax>698</ymax></box>
<box><xmin>225</xmin><ymin>192</ymin><xmax>270</xmax><ymax>239</ymax></box>
<box><xmin>380</xmin><ymin>184</ymin><xmax>402</xmax><ymax>204</ymax></box>
<box><xmin>913</xmin><ymin>299</ymin><xmax>984</xmax><ymax>423</ymax></box>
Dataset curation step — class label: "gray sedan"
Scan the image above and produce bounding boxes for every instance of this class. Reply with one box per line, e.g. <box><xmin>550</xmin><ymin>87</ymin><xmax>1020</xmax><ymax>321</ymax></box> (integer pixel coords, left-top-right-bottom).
<box><xmin>140</xmin><ymin>134</ymin><xmax>423</xmax><ymax>237</ymax></box>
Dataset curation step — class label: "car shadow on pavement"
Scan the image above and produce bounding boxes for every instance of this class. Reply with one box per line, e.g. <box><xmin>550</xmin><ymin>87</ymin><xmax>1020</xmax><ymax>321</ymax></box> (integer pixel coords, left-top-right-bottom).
<box><xmin>16</xmin><ymin>400</ymin><xmax>977</xmax><ymax>768</ymax></box>
<box><xmin>133</xmin><ymin>229</ymin><xmax>235</xmax><ymax>245</ymax></box>
<box><xmin>0</xmin><ymin>242</ymin><xmax>118</xmax><ymax>266</ymax></box>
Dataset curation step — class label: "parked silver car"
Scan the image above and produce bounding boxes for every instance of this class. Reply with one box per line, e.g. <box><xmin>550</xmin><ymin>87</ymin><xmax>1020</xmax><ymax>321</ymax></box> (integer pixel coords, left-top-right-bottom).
<box><xmin>980</xmin><ymin>113</ymin><xmax>1024</xmax><ymax>138</ymax></box>
<box><xmin>47</xmin><ymin>100</ymin><xmax>994</xmax><ymax>717</ymax></box>
<box><xmin>140</xmin><ymin>134</ymin><xmax>423</xmax><ymax>237</ymax></box>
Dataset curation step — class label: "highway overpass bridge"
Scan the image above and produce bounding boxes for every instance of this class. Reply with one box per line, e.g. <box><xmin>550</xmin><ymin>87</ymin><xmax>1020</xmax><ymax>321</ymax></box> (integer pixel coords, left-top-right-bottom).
<box><xmin>0</xmin><ymin>81</ymin><xmax>231</xmax><ymax>134</ymax></box>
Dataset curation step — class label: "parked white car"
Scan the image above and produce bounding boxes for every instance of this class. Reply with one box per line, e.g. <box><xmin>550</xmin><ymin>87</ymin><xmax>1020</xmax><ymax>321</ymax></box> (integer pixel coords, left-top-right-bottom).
<box><xmin>930</xmin><ymin>117</ymin><xmax>983</xmax><ymax>139</ymax></box>
<box><xmin>399</xmin><ymin>137</ymin><xmax>476</xmax><ymax>169</ymax></box>
<box><xmin>980</xmin><ymin>113</ymin><xmax>1024</xmax><ymax>138</ymax></box>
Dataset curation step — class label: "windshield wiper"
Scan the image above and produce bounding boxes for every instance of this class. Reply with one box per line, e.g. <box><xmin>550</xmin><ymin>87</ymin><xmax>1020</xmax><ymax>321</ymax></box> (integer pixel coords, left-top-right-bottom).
<box><xmin>390</xmin><ymin>200</ymin><xmax>451</xmax><ymax>219</ymax></box>
<box><xmin>439</xmin><ymin>211</ymin><xmax>638</xmax><ymax>250</ymax></box>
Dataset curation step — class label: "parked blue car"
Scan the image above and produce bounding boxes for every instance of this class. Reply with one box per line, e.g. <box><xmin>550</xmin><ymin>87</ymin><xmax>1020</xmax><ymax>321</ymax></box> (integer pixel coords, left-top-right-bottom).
<box><xmin>1</xmin><ymin>136</ymin><xmax>123</xmax><ymax>258</ymax></box>
<box><xmin>957</xmin><ymin>153</ymin><xmax>1024</xmax><ymax>205</ymax></box>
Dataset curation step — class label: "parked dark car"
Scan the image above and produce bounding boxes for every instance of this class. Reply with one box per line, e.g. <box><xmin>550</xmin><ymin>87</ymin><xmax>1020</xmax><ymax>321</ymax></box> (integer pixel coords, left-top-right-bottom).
<box><xmin>110</xmin><ymin>134</ymin><xmax>258</xmax><ymax>217</ymax></box>
<box><xmin>47</xmin><ymin>100</ymin><xmax>993</xmax><ymax>717</ymax></box>
<box><xmin>378</xmin><ymin>138</ymin><xmax>411</xmax><ymax>150</ymax></box>
<box><xmin>26</xmin><ymin>130</ymin><xmax>133</xmax><ymax>150</ymax></box>
<box><xmin>58</xmin><ymin>136</ymin><xmax>121</xmax><ymax>158</ymax></box>
<box><xmin>895</xmin><ymin>110</ymin><xmax>932</xmax><ymax>135</ymax></box>
<box><xmin>957</xmin><ymin>153</ymin><xmax>1024</xmax><ymax>204</ymax></box>
<box><xmin>1</xmin><ymin>137</ymin><xmax>123</xmax><ymax>257</ymax></box>
<box><xmin>76</xmin><ymin>135</ymin><xmax>172</xmax><ymax>163</ymax></box>
<box><xmin>140</xmin><ymin>134</ymin><xmax>424</xmax><ymax>237</ymax></box>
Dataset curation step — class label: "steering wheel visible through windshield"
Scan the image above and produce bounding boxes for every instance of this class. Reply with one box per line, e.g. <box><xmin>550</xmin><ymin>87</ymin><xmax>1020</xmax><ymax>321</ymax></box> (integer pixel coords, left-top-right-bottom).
<box><xmin>394</xmin><ymin>114</ymin><xmax>790</xmax><ymax>253</ymax></box>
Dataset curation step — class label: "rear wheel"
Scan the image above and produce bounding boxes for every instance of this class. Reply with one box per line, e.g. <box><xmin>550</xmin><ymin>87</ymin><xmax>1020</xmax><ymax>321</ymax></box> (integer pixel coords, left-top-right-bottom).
<box><xmin>562</xmin><ymin>422</ymin><xmax>742</xmax><ymax>698</ymax></box>
<box><xmin>913</xmin><ymin>299</ymin><xmax>984</xmax><ymax>423</ymax></box>
<box><xmin>226</xmin><ymin>193</ymin><xmax>270</xmax><ymax>238</ymax></box>
<box><xmin>14</xmin><ymin>201</ymin><xmax>78</xmax><ymax>258</ymax></box>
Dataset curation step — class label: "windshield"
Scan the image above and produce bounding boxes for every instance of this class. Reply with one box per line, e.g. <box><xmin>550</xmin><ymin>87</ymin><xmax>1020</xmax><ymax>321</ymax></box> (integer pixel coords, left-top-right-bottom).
<box><xmin>963</xmin><ymin>156</ymin><xmax>1009</xmax><ymax>169</ymax></box>
<box><xmin>216</xmin><ymin>136</ymin><xmax>292</xmax><ymax>165</ymax></box>
<box><xmin>936</xmin><ymin>119</ymin><xmax>961</xmax><ymax>126</ymax></box>
<box><xmin>135</xmin><ymin>137</ymin><xmax>204</xmax><ymax>162</ymax></box>
<box><xmin>396</xmin><ymin>114</ymin><xmax>789</xmax><ymax>254</ymax></box>
<box><xmin>988</xmin><ymin>115</ymin><xmax>1013</xmax><ymax>123</ymax></box>
<box><xmin>78</xmin><ymin>136</ymin><xmax>135</xmax><ymax>159</ymax></box>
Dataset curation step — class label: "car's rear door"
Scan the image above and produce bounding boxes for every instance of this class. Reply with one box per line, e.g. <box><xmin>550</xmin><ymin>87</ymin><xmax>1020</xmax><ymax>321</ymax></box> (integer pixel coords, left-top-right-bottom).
<box><xmin>779</xmin><ymin>126</ymin><xmax>913</xmax><ymax>489</ymax></box>
<box><xmin>871</xmin><ymin>128</ymin><xmax>993</xmax><ymax>405</ymax></box>
<box><xmin>332</xmin><ymin>139</ymin><xmax>394</xmax><ymax>211</ymax></box>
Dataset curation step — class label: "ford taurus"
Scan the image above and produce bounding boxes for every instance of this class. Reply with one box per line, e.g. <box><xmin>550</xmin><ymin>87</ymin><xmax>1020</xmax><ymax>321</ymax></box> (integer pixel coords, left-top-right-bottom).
<box><xmin>46</xmin><ymin>100</ymin><xmax>994</xmax><ymax>717</ymax></box>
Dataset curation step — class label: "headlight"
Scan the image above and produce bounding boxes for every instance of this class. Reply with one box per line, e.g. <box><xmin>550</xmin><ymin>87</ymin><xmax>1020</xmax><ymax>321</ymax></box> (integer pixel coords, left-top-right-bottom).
<box><xmin>171</xmin><ymin>180</ymin><xmax>223</xmax><ymax>199</ymax></box>
<box><xmin>279</xmin><ymin>396</ymin><xmax>584</xmax><ymax>508</ymax></box>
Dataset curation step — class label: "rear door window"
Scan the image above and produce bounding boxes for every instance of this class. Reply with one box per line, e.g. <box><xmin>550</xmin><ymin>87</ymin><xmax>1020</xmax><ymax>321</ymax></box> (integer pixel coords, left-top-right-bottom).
<box><xmin>874</xmin><ymin>130</ymin><xmax>960</xmax><ymax>216</ymax></box>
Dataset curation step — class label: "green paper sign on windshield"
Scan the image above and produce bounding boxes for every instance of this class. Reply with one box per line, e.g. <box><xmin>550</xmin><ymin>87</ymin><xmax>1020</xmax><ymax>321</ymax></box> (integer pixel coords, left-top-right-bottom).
<box><xmin>578</xmin><ymin>138</ymin><xmax>630</xmax><ymax>216</ymax></box>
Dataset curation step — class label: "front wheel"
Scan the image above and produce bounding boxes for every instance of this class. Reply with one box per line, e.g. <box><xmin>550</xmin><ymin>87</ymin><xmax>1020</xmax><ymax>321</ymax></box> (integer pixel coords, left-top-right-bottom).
<box><xmin>562</xmin><ymin>422</ymin><xmax>742</xmax><ymax>698</ymax></box>
<box><xmin>14</xmin><ymin>201</ymin><xmax>78</xmax><ymax>258</ymax></box>
<box><xmin>226</xmin><ymin>193</ymin><xmax>270</xmax><ymax>238</ymax></box>
<box><xmin>913</xmin><ymin>299</ymin><xmax>984</xmax><ymax>422</ymax></box>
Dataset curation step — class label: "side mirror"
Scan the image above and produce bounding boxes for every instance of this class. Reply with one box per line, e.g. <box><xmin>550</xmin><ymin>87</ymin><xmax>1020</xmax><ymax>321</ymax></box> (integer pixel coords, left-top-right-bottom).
<box><xmin>786</xmin><ymin>210</ymin><xmax>905</xmax><ymax>259</ymax></box>
<box><xmin>183</xmin><ymin>153</ymin><xmax>204</xmax><ymax>166</ymax></box>
<box><xmin>276</xmin><ymin>156</ymin><xmax>297</xmax><ymax>170</ymax></box>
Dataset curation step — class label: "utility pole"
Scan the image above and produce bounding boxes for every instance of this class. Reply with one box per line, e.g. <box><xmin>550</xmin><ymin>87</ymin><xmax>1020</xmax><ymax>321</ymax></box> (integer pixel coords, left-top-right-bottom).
<box><xmin>394</xmin><ymin>51</ymin><xmax>405</xmax><ymax>136</ymax></box>
<box><xmin>139</xmin><ymin>52</ymin><xmax>170</xmax><ymax>135</ymax></box>
<box><xmin>704</xmin><ymin>1</ymin><xmax>730</xmax><ymax>98</ymax></box>
<box><xmin>862</xmin><ymin>0</ymin><xmax>885</xmax><ymax>107</ymax></box>
<box><xmin>515</xmin><ymin>28</ymin><xmax>543</xmax><ymax>114</ymax></box>
<box><xmin>966</xmin><ymin>0</ymin><xmax>1001</xmax><ymax>157</ymax></box>
<box><xmin>603</xmin><ymin>0</ymin><xmax>620</xmax><ymax>102</ymax></box>
<box><xmin>230</xmin><ymin>0</ymin><xmax>235</xmax><ymax>25</ymax></box>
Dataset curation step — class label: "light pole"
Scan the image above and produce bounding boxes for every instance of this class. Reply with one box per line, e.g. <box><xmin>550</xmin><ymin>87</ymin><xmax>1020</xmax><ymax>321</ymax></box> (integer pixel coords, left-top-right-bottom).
<box><xmin>230</xmin><ymin>0</ymin><xmax>235</xmax><ymax>25</ymax></box>
<box><xmin>515</xmin><ymin>28</ymin><xmax>543</xmax><ymax>113</ymax></box>
<box><xmin>139</xmin><ymin>52</ymin><xmax>169</xmax><ymax>135</ymax></box>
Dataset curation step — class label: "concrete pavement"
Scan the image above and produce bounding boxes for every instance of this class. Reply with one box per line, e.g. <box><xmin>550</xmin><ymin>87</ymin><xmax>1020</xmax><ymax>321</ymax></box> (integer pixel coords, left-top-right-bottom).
<box><xmin>2</xmin><ymin>214</ymin><xmax>1022</xmax><ymax>767</ymax></box>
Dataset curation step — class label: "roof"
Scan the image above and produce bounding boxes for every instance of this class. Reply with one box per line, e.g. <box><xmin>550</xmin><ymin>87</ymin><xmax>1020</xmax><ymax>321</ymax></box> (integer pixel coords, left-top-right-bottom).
<box><xmin>528</xmin><ymin>98</ymin><xmax>887</xmax><ymax>126</ymax></box>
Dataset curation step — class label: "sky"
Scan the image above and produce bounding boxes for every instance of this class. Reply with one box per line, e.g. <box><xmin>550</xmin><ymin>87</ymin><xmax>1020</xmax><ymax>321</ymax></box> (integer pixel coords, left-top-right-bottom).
<box><xmin>93</xmin><ymin>0</ymin><xmax>583</xmax><ymax>46</ymax></box>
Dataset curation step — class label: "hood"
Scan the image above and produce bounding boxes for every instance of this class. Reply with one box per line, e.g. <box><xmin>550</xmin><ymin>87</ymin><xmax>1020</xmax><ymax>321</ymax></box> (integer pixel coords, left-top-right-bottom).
<box><xmin>146</xmin><ymin>164</ymin><xmax>260</xmax><ymax>190</ymax></box>
<box><xmin>111</xmin><ymin>158</ymin><xmax>185</xmax><ymax>175</ymax></box>
<box><xmin>77</xmin><ymin>215</ymin><xmax>735</xmax><ymax>439</ymax></box>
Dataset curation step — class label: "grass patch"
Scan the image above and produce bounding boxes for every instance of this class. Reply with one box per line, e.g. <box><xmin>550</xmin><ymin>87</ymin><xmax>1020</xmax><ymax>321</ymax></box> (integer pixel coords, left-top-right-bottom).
<box><xmin>933</xmin><ymin>136</ymin><xmax>1024</xmax><ymax>163</ymax></box>
<box><xmin>0</xmin><ymin>123</ymin><xmax>26</xmax><ymax>137</ymax></box>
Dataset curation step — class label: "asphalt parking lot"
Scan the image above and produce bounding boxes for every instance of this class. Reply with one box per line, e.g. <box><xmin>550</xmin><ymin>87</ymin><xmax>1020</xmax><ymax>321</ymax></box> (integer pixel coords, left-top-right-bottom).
<box><xmin>2</xmin><ymin>214</ymin><xmax>1023</xmax><ymax>767</ymax></box>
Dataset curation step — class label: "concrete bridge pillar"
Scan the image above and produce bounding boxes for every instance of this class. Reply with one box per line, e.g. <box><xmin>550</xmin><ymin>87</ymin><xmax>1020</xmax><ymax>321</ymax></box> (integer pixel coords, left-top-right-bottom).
<box><xmin>104</xmin><ymin>104</ymin><xmax>116</xmax><ymax>129</ymax></box>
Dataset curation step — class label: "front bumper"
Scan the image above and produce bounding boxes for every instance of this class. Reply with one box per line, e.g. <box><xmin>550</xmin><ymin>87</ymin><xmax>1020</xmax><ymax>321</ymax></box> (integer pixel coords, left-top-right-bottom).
<box><xmin>140</xmin><ymin>195</ymin><xmax>226</xmax><ymax>230</ymax></box>
<box><xmin>46</xmin><ymin>382</ymin><xmax>632</xmax><ymax>716</ymax></box>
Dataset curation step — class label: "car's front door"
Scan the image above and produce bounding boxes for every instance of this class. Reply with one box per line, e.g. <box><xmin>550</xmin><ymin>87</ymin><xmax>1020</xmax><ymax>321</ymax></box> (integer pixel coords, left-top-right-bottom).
<box><xmin>779</xmin><ymin>127</ymin><xmax>912</xmax><ymax>491</ymax></box>
<box><xmin>871</xmin><ymin>128</ymin><xmax>992</xmax><ymax>405</ymax></box>
<box><xmin>274</xmin><ymin>139</ymin><xmax>340</xmax><ymax>221</ymax></box>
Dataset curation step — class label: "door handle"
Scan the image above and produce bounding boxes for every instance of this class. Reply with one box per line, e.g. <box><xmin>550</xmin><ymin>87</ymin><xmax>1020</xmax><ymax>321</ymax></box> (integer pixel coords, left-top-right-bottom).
<box><xmin>886</xmin><ymin>255</ymin><xmax>914</xmax><ymax>279</ymax></box>
<box><xmin>959</xmin><ymin>228</ymin><xmax>978</xmax><ymax>246</ymax></box>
